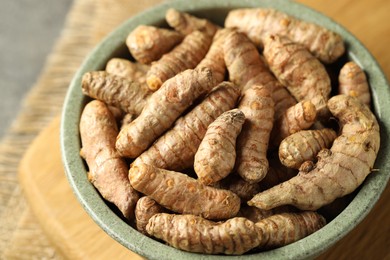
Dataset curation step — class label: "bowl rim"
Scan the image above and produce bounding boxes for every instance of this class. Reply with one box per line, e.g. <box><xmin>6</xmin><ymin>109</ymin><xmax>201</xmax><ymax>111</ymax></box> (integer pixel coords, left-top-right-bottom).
<box><xmin>61</xmin><ymin>0</ymin><xmax>390</xmax><ymax>259</ymax></box>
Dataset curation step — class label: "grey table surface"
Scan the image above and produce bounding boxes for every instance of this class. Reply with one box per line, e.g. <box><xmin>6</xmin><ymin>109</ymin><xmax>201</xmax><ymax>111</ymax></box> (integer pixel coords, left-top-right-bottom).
<box><xmin>0</xmin><ymin>0</ymin><xmax>73</xmax><ymax>139</ymax></box>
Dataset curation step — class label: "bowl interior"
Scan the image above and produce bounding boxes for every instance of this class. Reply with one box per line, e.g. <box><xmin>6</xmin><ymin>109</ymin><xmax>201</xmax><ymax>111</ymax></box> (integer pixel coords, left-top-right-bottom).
<box><xmin>61</xmin><ymin>0</ymin><xmax>390</xmax><ymax>259</ymax></box>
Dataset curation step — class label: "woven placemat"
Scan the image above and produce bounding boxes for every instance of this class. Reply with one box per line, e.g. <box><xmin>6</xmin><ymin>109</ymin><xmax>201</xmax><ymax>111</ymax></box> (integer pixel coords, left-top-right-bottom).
<box><xmin>0</xmin><ymin>0</ymin><xmax>163</xmax><ymax>258</ymax></box>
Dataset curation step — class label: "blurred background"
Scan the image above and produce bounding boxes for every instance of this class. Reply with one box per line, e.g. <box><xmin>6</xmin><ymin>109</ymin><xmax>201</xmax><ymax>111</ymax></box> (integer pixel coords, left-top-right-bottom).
<box><xmin>0</xmin><ymin>0</ymin><xmax>73</xmax><ymax>138</ymax></box>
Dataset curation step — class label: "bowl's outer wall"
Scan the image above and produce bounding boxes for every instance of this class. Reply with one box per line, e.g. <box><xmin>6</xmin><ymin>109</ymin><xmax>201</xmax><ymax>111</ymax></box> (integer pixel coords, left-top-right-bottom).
<box><xmin>61</xmin><ymin>0</ymin><xmax>390</xmax><ymax>259</ymax></box>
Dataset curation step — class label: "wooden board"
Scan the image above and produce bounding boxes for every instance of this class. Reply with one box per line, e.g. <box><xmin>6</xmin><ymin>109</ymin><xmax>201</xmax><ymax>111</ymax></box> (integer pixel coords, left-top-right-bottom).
<box><xmin>18</xmin><ymin>117</ymin><xmax>390</xmax><ymax>259</ymax></box>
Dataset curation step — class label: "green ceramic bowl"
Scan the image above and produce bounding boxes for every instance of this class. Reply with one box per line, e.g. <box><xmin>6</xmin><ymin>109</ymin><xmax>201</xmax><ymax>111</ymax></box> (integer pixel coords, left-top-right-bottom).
<box><xmin>61</xmin><ymin>0</ymin><xmax>390</xmax><ymax>259</ymax></box>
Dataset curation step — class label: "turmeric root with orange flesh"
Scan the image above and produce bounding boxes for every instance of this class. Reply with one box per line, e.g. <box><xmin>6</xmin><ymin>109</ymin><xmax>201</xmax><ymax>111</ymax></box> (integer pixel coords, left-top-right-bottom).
<box><xmin>146</xmin><ymin>30</ymin><xmax>212</xmax><ymax>91</ymax></box>
<box><xmin>126</xmin><ymin>25</ymin><xmax>183</xmax><ymax>64</ymax></box>
<box><xmin>165</xmin><ymin>8</ymin><xmax>219</xmax><ymax>37</ymax></box>
<box><xmin>195</xmin><ymin>29</ymin><xmax>230</xmax><ymax>84</ymax></box>
<box><xmin>129</xmin><ymin>164</ymin><xmax>241</xmax><ymax>220</ymax></box>
<box><xmin>248</xmin><ymin>95</ymin><xmax>380</xmax><ymax>210</ymax></box>
<box><xmin>79</xmin><ymin>100</ymin><xmax>139</xmax><ymax>219</ymax></box>
<box><xmin>194</xmin><ymin>109</ymin><xmax>245</xmax><ymax>185</ymax></box>
<box><xmin>263</xmin><ymin>35</ymin><xmax>331</xmax><ymax>118</ymax></box>
<box><xmin>105</xmin><ymin>58</ymin><xmax>149</xmax><ymax>84</ymax></box>
<box><xmin>338</xmin><ymin>61</ymin><xmax>371</xmax><ymax>106</ymax></box>
<box><xmin>271</xmin><ymin>100</ymin><xmax>317</xmax><ymax>145</ymax></box>
<box><xmin>81</xmin><ymin>71</ymin><xmax>152</xmax><ymax>116</ymax></box>
<box><xmin>146</xmin><ymin>214</ymin><xmax>261</xmax><ymax>255</ymax></box>
<box><xmin>132</xmin><ymin>81</ymin><xmax>240</xmax><ymax>170</ymax></box>
<box><xmin>116</xmin><ymin>68</ymin><xmax>216</xmax><ymax>158</ymax></box>
<box><xmin>224</xmin><ymin>8</ymin><xmax>345</xmax><ymax>63</ymax></box>
<box><xmin>235</xmin><ymin>86</ymin><xmax>274</xmax><ymax>183</ymax></box>
<box><xmin>135</xmin><ymin>196</ymin><xmax>166</xmax><ymax>235</ymax></box>
<box><xmin>279</xmin><ymin>128</ymin><xmax>337</xmax><ymax>169</ymax></box>
<box><xmin>255</xmin><ymin>211</ymin><xmax>326</xmax><ymax>249</ymax></box>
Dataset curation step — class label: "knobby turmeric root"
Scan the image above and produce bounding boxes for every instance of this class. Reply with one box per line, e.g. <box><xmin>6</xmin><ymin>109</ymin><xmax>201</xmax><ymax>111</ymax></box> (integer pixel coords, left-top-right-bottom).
<box><xmin>271</xmin><ymin>100</ymin><xmax>317</xmax><ymax>145</ymax></box>
<box><xmin>249</xmin><ymin>95</ymin><xmax>380</xmax><ymax>210</ymax></box>
<box><xmin>165</xmin><ymin>8</ymin><xmax>219</xmax><ymax>37</ymax></box>
<box><xmin>272</xmin><ymin>83</ymin><xmax>298</xmax><ymax>120</ymax></box>
<box><xmin>116</xmin><ymin>68</ymin><xmax>216</xmax><ymax>158</ymax></box>
<box><xmin>146</xmin><ymin>214</ymin><xmax>261</xmax><ymax>255</ymax></box>
<box><xmin>194</xmin><ymin>109</ymin><xmax>245</xmax><ymax>185</ymax></box>
<box><xmin>146</xmin><ymin>30</ymin><xmax>213</xmax><ymax>91</ymax></box>
<box><xmin>235</xmin><ymin>85</ymin><xmax>274</xmax><ymax>183</ymax></box>
<box><xmin>196</xmin><ymin>28</ymin><xmax>230</xmax><ymax>84</ymax></box>
<box><xmin>223</xmin><ymin>30</ymin><xmax>292</xmax><ymax>120</ymax></box>
<box><xmin>254</xmin><ymin>211</ymin><xmax>326</xmax><ymax>249</ymax></box>
<box><xmin>132</xmin><ymin>81</ymin><xmax>240</xmax><ymax>170</ymax></box>
<box><xmin>223</xmin><ymin>30</ymin><xmax>281</xmax><ymax>93</ymax></box>
<box><xmin>105</xmin><ymin>58</ymin><xmax>149</xmax><ymax>84</ymax></box>
<box><xmin>129</xmin><ymin>164</ymin><xmax>241</xmax><ymax>220</ymax></box>
<box><xmin>135</xmin><ymin>196</ymin><xmax>166</xmax><ymax>235</ymax></box>
<box><xmin>225</xmin><ymin>8</ymin><xmax>345</xmax><ymax>63</ymax></box>
<box><xmin>81</xmin><ymin>71</ymin><xmax>152</xmax><ymax>116</ymax></box>
<box><xmin>146</xmin><ymin>211</ymin><xmax>325</xmax><ymax>255</ymax></box>
<box><xmin>279</xmin><ymin>128</ymin><xmax>337</xmax><ymax>169</ymax></box>
<box><xmin>126</xmin><ymin>25</ymin><xmax>183</xmax><ymax>64</ymax></box>
<box><xmin>79</xmin><ymin>100</ymin><xmax>139</xmax><ymax>219</ymax></box>
<box><xmin>338</xmin><ymin>61</ymin><xmax>371</xmax><ymax>106</ymax></box>
<box><xmin>263</xmin><ymin>35</ymin><xmax>331</xmax><ymax>118</ymax></box>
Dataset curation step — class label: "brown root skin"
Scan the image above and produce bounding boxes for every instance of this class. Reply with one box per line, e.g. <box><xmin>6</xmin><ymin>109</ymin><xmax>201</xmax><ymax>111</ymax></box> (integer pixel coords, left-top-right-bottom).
<box><xmin>338</xmin><ymin>61</ymin><xmax>371</xmax><ymax>106</ymax></box>
<box><xmin>131</xmin><ymin>81</ymin><xmax>240</xmax><ymax>171</ymax></box>
<box><xmin>135</xmin><ymin>196</ymin><xmax>166</xmax><ymax>235</ymax></box>
<box><xmin>146</xmin><ymin>30</ymin><xmax>213</xmax><ymax>91</ymax></box>
<box><xmin>194</xmin><ymin>109</ymin><xmax>245</xmax><ymax>185</ymax></box>
<box><xmin>258</xmin><ymin>155</ymin><xmax>298</xmax><ymax>191</ymax></box>
<box><xmin>81</xmin><ymin>71</ymin><xmax>151</xmax><ymax>116</ymax></box>
<box><xmin>255</xmin><ymin>212</ymin><xmax>326</xmax><ymax>249</ymax></box>
<box><xmin>165</xmin><ymin>8</ymin><xmax>219</xmax><ymax>37</ymax></box>
<box><xmin>105</xmin><ymin>58</ymin><xmax>149</xmax><ymax>84</ymax></box>
<box><xmin>271</xmin><ymin>100</ymin><xmax>317</xmax><ymax>146</ymax></box>
<box><xmin>146</xmin><ymin>214</ymin><xmax>262</xmax><ymax>255</ymax></box>
<box><xmin>146</xmin><ymin>211</ymin><xmax>325</xmax><ymax>255</ymax></box>
<box><xmin>129</xmin><ymin>164</ymin><xmax>241</xmax><ymax>220</ymax></box>
<box><xmin>223</xmin><ymin>30</ymin><xmax>280</xmax><ymax>93</ymax></box>
<box><xmin>126</xmin><ymin>25</ymin><xmax>183</xmax><ymax>64</ymax></box>
<box><xmin>196</xmin><ymin>28</ymin><xmax>230</xmax><ymax>84</ymax></box>
<box><xmin>116</xmin><ymin>68</ymin><xmax>216</xmax><ymax>158</ymax></box>
<box><xmin>235</xmin><ymin>85</ymin><xmax>274</xmax><ymax>183</ymax></box>
<box><xmin>279</xmin><ymin>128</ymin><xmax>337</xmax><ymax>169</ymax></box>
<box><xmin>248</xmin><ymin>95</ymin><xmax>380</xmax><ymax>210</ymax></box>
<box><xmin>238</xmin><ymin>205</ymin><xmax>293</xmax><ymax>223</ymax></box>
<box><xmin>263</xmin><ymin>34</ymin><xmax>331</xmax><ymax>119</ymax></box>
<box><xmin>224</xmin><ymin>8</ymin><xmax>345</xmax><ymax>63</ymax></box>
<box><xmin>223</xmin><ymin>30</ymin><xmax>292</xmax><ymax>122</ymax></box>
<box><xmin>272</xmin><ymin>83</ymin><xmax>297</xmax><ymax>120</ymax></box>
<box><xmin>119</xmin><ymin>113</ymin><xmax>136</xmax><ymax>130</ymax></box>
<box><xmin>79</xmin><ymin>100</ymin><xmax>139</xmax><ymax>220</ymax></box>
<box><xmin>214</xmin><ymin>174</ymin><xmax>261</xmax><ymax>202</ymax></box>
